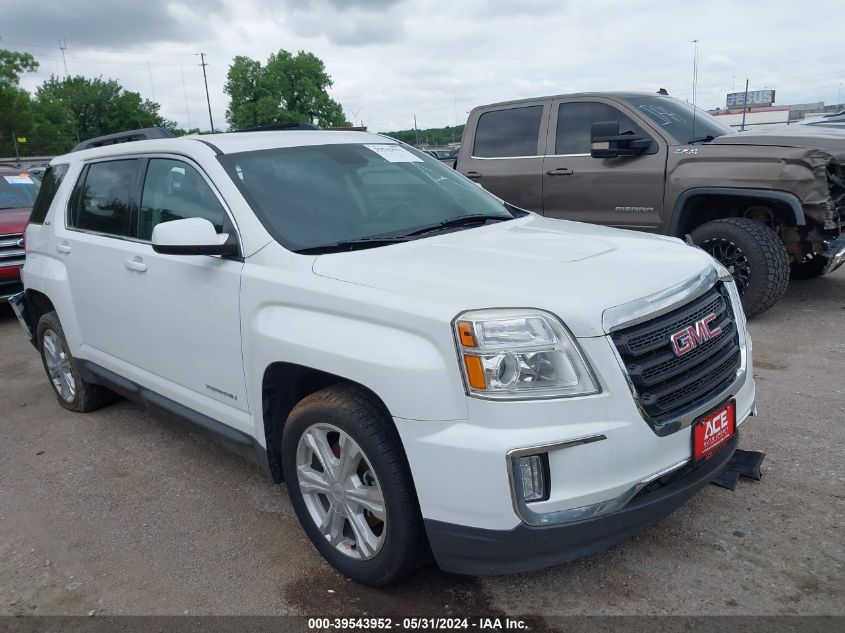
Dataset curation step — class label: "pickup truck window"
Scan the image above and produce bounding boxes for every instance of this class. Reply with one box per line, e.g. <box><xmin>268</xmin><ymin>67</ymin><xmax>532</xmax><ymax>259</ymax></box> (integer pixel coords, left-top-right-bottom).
<box><xmin>69</xmin><ymin>159</ymin><xmax>138</xmax><ymax>237</ymax></box>
<box><xmin>624</xmin><ymin>95</ymin><xmax>732</xmax><ymax>144</ymax></box>
<box><xmin>555</xmin><ymin>102</ymin><xmax>644</xmax><ymax>155</ymax></box>
<box><xmin>28</xmin><ymin>165</ymin><xmax>67</xmax><ymax>224</ymax></box>
<box><xmin>139</xmin><ymin>158</ymin><xmax>227</xmax><ymax>241</ymax></box>
<box><xmin>473</xmin><ymin>106</ymin><xmax>543</xmax><ymax>158</ymax></box>
<box><xmin>220</xmin><ymin>142</ymin><xmax>512</xmax><ymax>252</ymax></box>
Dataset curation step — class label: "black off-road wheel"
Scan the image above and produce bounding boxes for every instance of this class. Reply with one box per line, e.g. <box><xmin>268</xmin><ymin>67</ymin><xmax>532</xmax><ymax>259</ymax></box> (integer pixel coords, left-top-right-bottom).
<box><xmin>790</xmin><ymin>254</ymin><xmax>827</xmax><ymax>280</ymax></box>
<box><xmin>282</xmin><ymin>383</ymin><xmax>428</xmax><ymax>586</ymax></box>
<box><xmin>36</xmin><ymin>311</ymin><xmax>116</xmax><ymax>412</ymax></box>
<box><xmin>691</xmin><ymin>217</ymin><xmax>789</xmax><ymax>317</ymax></box>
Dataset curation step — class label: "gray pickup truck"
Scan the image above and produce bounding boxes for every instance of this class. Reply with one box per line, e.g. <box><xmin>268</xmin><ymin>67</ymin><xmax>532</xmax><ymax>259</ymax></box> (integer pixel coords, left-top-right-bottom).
<box><xmin>454</xmin><ymin>92</ymin><xmax>845</xmax><ymax>316</ymax></box>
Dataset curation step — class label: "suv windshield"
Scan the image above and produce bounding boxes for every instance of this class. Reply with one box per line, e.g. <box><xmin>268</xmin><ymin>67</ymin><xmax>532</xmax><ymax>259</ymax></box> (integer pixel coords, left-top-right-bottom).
<box><xmin>623</xmin><ymin>96</ymin><xmax>734</xmax><ymax>144</ymax></box>
<box><xmin>0</xmin><ymin>172</ymin><xmax>40</xmax><ymax>210</ymax></box>
<box><xmin>219</xmin><ymin>142</ymin><xmax>514</xmax><ymax>252</ymax></box>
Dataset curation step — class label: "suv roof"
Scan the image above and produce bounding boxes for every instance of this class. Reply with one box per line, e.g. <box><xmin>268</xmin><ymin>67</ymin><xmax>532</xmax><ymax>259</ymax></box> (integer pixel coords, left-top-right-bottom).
<box><xmin>57</xmin><ymin>130</ymin><xmax>394</xmax><ymax>163</ymax></box>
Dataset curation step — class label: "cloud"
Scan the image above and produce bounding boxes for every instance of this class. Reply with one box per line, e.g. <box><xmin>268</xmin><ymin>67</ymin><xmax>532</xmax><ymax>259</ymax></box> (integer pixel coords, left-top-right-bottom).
<box><xmin>283</xmin><ymin>0</ymin><xmax>407</xmax><ymax>46</ymax></box>
<box><xmin>1</xmin><ymin>0</ymin><xmax>228</xmax><ymax>49</ymax></box>
<box><xmin>7</xmin><ymin>0</ymin><xmax>845</xmax><ymax>136</ymax></box>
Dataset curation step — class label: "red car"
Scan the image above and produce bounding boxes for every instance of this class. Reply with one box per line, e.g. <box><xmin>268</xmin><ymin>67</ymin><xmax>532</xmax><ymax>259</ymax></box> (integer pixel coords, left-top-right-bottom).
<box><xmin>0</xmin><ymin>167</ymin><xmax>40</xmax><ymax>300</ymax></box>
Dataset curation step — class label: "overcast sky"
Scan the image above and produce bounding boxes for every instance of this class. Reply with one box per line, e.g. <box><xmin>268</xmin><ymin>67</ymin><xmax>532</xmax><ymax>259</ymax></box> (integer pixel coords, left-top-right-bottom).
<box><xmin>3</xmin><ymin>0</ymin><xmax>843</xmax><ymax>133</ymax></box>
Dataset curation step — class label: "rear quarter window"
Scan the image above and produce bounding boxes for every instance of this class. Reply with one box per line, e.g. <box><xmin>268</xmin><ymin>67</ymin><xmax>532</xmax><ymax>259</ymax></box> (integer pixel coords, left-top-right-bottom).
<box><xmin>473</xmin><ymin>106</ymin><xmax>543</xmax><ymax>158</ymax></box>
<box><xmin>28</xmin><ymin>165</ymin><xmax>69</xmax><ymax>224</ymax></box>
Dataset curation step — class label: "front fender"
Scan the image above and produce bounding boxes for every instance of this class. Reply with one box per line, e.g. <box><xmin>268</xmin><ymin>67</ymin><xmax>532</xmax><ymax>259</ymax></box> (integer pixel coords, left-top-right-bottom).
<box><xmin>243</xmin><ymin>300</ymin><xmax>469</xmax><ymax>424</ymax></box>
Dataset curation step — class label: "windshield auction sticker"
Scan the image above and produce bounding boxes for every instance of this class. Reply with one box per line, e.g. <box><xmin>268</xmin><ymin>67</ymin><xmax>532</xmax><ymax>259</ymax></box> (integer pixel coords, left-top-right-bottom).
<box><xmin>364</xmin><ymin>144</ymin><xmax>424</xmax><ymax>163</ymax></box>
<box><xmin>3</xmin><ymin>175</ymin><xmax>34</xmax><ymax>185</ymax></box>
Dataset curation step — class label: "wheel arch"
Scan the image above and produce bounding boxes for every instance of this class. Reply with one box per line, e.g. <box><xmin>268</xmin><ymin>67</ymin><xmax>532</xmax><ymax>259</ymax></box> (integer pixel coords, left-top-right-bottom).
<box><xmin>670</xmin><ymin>188</ymin><xmax>806</xmax><ymax>237</ymax></box>
<box><xmin>260</xmin><ymin>362</ymin><xmax>394</xmax><ymax>484</ymax></box>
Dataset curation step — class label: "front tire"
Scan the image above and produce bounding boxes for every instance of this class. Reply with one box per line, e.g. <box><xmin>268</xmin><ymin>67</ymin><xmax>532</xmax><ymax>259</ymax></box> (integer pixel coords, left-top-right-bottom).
<box><xmin>282</xmin><ymin>384</ymin><xmax>427</xmax><ymax>585</ymax></box>
<box><xmin>37</xmin><ymin>311</ymin><xmax>115</xmax><ymax>412</ymax></box>
<box><xmin>691</xmin><ymin>218</ymin><xmax>790</xmax><ymax>317</ymax></box>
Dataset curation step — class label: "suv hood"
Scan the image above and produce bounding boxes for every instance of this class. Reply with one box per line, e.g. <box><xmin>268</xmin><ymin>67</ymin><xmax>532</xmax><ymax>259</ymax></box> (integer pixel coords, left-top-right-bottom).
<box><xmin>0</xmin><ymin>207</ymin><xmax>31</xmax><ymax>234</ymax></box>
<box><xmin>710</xmin><ymin>126</ymin><xmax>845</xmax><ymax>159</ymax></box>
<box><xmin>312</xmin><ymin>215</ymin><xmax>717</xmax><ymax>337</ymax></box>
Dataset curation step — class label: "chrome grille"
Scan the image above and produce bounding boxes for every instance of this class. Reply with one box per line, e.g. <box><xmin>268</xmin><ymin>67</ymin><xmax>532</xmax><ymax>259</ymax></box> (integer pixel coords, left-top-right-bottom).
<box><xmin>612</xmin><ymin>284</ymin><xmax>741</xmax><ymax>423</ymax></box>
<box><xmin>0</xmin><ymin>233</ymin><xmax>25</xmax><ymax>269</ymax></box>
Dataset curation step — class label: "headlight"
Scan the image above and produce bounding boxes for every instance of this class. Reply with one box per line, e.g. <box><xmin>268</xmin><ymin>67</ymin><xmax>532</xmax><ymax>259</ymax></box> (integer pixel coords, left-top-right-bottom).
<box><xmin>453</xmin><ymin>309</ymin><xmax>599</xmax><ymax>400</ymax></box>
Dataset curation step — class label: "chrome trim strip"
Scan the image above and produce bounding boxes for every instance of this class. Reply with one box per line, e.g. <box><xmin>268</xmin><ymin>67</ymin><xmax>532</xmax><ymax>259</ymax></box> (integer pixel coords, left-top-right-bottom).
<box><xmin>506</xmin><ymin>435</ymin><xmax>690</xmax><ymax>527</ymax></box>
<box><xmin>0</xmin><ymin>259</ymin><xmax>24</xmax><ymax>268</ymax></box>
<box><xmin>469</xmin><ymin>155</ymin><xmax>544</xmax><ymax>160</ymax></box>
<box><xmin>603</xmin><ymin>266</ymin><xmax>720</xmax><ymax>333</ymax></box>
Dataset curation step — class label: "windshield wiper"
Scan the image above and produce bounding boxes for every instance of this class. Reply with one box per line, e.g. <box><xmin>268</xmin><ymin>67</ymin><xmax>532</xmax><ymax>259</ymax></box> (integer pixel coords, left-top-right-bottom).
<box><xmin>687</xmin><ymin>135</ymin><xmax>717</xmax><ymax>144</ymax></box>
<box><xmin>402</xmin><ymin>213</ymin><xmax>513</xmax><ymax>237</ymax></box>
<box><xmin>295</xmin><ymin>236</ymin><xmax>414</xmax><ymax>254</ymax></box>
<box><xmin>295</xmin><ymin>214</ymin><xmax>514</xmax><ymax>254</ymax></box>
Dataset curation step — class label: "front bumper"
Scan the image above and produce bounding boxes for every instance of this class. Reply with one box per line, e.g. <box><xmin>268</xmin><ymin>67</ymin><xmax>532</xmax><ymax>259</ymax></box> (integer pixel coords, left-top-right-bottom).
<box><xmin>425</xmin><ymin>434</ymin><xmax>738</xmax><ymax>576</ymax></box>
<box><xmin>821</xmin><ymin>234</ymin><xmax>845</xmax><ymax>274</ymax></box>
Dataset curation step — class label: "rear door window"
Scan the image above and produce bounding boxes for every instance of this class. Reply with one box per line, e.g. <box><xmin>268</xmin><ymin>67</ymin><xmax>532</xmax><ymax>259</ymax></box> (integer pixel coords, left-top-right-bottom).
<box><xmin>138</xmin><ymin>158</ymin><xmax>228</xmax><ymax>241</ymax></box>
<box><xmin>69</xmin><ymin>159</ymin><xmax>138</xmax><ymax>237</ymax></box>
<box><xmin>29</xmin><ymin>165</ymin><xmax>68</xmax><ymax>224</ymax></box>
<box><xmin>473</xmin><ymin>106</ymin><xmax>543</xmax><ymax>158</ymax></box>
<box><xmin>555</xmin><ymin>102</ymin><xmax>646</xmax><ymax>155</ymax></box>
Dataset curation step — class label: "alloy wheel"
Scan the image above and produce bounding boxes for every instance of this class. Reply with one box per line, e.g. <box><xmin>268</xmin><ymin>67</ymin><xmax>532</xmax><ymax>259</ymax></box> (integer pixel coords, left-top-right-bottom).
<box><xmin>701</xmin><ymin>238</ymin><xmax>752</xmax><ymax>295</ymax></box>
<box><xmin>42</xmin><ymin>329</ymin><xmax>76</xmax><ymax>402</ymax></box>
<box><xmin>295</xmin><ymin>423</ymin><xmax>386</xmax><ymax>560</ymax></box>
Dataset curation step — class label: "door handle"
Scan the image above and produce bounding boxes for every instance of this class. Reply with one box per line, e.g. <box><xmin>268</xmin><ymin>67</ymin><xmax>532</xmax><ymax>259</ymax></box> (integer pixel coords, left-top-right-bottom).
<box><xmin>56</xmin><ymin>242</ymin><xmax>72</xmax><ymax>254</ymax></box>
<box><xmin>465</xmin><ymin>171</ymin><xmax>482</xmax><ymax>179</ymax></box>
<box><xmin>124</xmin><ymin>257</ymin><xmax>148</xmax><ymax>273</ymax></box>
<box><xmin>545</xmin><ymin>167</ymin><xmax>574</xmax><ymax>176</ymax></box>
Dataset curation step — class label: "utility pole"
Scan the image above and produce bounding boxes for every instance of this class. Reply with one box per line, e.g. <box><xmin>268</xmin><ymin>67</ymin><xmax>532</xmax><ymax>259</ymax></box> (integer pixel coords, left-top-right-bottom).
<box><xmin>413</xmin><ymin>114</ymin><xmax>419</xmax><ymax>146</ymax></box>
<box><xmin>199</xmin><ymin>52</ymin><xmax>214</xmax><ymax>133</ymax></box>
<box><xmin>58</xmin><ymin>38</ymin><xmax>69</xmax><ymax>77</ymax></box>
<box><xmin>12</xmin><ymin>133</ymin><xmax>21</xmax><ymax>168</ymax></box>
<box><xmin>740</xmin><ymin>78</ymin><xmax>749</xmax><ymax>132</ymax></box>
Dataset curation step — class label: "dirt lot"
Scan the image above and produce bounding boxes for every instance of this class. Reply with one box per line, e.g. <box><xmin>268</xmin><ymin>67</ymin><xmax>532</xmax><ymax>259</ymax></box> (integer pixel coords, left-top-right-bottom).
<box><xmin>1</xmin><ymin>271</ymin><xmax>843</xmax><ymax>619</ymax></box>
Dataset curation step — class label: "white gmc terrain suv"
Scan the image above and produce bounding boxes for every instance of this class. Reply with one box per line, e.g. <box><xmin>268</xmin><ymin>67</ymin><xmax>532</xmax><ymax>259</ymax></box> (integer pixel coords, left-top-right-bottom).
<box><xmin>10</xmin><ymin>127</ymin><xmax>756</xmax><ymax>585</ymax></box>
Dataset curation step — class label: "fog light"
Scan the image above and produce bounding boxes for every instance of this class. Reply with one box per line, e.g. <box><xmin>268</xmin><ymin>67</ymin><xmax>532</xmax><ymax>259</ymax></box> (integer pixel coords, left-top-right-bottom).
<box><xmin>518</xmin><ymin>454</ymin><xmax>548</xmax><ymax>502</ymax></box>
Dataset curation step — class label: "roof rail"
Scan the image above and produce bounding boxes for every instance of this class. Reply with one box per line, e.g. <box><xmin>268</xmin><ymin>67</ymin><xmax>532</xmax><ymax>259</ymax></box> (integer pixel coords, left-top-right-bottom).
<box><xmin>71</xmin><ymin>127</ymin><xmax>177</xmax><ymax>153</ymax></box>
<box><xmin>238</xmin><ymin>122</ymin><xmax>321</xmax><ymax>132</ymax></box>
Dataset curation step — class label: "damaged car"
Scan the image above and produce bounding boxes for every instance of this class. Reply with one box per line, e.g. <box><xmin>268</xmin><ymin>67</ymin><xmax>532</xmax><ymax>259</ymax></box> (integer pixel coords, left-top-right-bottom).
<box><xmin>455</xmin><ymin>93</ymin><xmax>845</xmax><ymax>316</ymax></box>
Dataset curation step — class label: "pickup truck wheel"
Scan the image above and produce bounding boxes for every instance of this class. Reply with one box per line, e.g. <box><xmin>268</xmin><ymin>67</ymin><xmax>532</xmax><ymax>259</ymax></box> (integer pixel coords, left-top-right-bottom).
<box><xmin>282</xmin><ymin>384</ymin><xmax>427</xmax><ymax>586</ymax></box>
<box><xmin>790</xmin><ymin>254</ymin><xmax>827</xmax><ymax>280</ymax></box>
<box><xmin>690</xmin><ymin>218</ymin><xmax>789</xmax><ymax>317</ymax></box>
<box><xmin>37</xmin><ymin>311</ymin><xmax>115</xmax><ymax>413</ymax></box>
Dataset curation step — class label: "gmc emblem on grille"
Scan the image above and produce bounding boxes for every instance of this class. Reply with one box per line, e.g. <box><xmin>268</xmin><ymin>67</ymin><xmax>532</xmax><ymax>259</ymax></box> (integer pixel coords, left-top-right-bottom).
<box><xmin>670</xmin><ymin>313</ymin><xmax>722</xmax><ymax>357</ymax></box>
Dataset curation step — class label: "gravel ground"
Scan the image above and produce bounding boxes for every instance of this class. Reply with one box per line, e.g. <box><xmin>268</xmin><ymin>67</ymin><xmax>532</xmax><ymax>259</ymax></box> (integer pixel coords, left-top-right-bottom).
<box><xmin>0</xmin><ymin>270</ymin><xmax>843</xmax><ymax>618</ymax></box>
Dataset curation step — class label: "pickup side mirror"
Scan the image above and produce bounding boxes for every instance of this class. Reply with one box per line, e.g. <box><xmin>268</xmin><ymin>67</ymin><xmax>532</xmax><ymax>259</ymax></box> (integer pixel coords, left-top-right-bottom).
<box><xmin>151</xmin><ymin>217</ymin><xmax>238</xmax><ymax>256</ymax></box>
<box><xmin>590</xmin><ymin>121</ymin><xmax>653</xmax><ymax>159</ymax></box>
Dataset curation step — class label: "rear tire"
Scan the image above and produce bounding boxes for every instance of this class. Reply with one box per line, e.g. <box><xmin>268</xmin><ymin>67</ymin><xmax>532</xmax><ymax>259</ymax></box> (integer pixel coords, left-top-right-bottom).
<box><xmin>282</xmin><ymin>383</ymin><xmax>427</xmax><ymax>586</ymax></box>
<box><xmin>691</xmin><ymin>218</ymin><xmax>789</xmax><ymax>317</ymax></box>
<box><xmin>37</xmin><ymin>311</ymin><xmax>115</xmax><ymax>412</ymax></box>
<box><xmin>790</xmin><ymin>254</ymin><xmax>826</xmax><ymax>280</ymax></box>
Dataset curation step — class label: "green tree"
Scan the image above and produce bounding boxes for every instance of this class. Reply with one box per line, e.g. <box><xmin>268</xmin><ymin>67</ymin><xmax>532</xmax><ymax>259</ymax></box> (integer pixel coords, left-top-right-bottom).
<box><xmin>224</xmin><ymin>50</ymin><xmax>349</xmax><ymax>130</ymax></box>
<box><xmin>0</xmin><ymin>49</ymin><xmax>39</xmax><ymax>157</ymax></box>
<box><xmin>27</xmin><ymin>75</ymin><xmax>174</xmax><ymax>154</ymax></box>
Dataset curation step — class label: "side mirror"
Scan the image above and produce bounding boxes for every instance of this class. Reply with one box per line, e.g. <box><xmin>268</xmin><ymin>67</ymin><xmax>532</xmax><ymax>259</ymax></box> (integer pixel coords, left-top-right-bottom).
<box><xmin>152</xmin><ymin>217</ymin><xmax>238</xmax><ymax>256</ymax></box>
<box><xmin>590</xmin><ymin>121</ymin><xmax>652</xmax><ymax>159</ymax></box>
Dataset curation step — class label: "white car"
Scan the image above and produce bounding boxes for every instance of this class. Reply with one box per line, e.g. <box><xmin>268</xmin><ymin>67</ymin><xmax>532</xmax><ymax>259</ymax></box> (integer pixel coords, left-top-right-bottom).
<box><xmin>10</xmin><ymin>128</ymin><xmax>756</xmax><ymax>585</ymax></box>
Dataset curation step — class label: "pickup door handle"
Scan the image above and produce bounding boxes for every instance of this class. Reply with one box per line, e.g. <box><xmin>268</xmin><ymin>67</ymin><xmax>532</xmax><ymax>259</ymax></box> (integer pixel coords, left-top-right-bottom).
<box><xmin>55</xmin><ymin>242</ymin><xmax>72</xmax><ymax>254</ymax></box>
<box><xmin>124</xmin><ymin>257</ymin><xmax>148</xmax><ymax>273</ymax></box>
<box><xmin>545</xmin><ymin>167</ymin><xmax>574</xmax><ymax>176</ymax></box>
<box><xmin>465</xmin><ymin>171</ymin><xmax>482</xmax><ymax>179</ymax></box>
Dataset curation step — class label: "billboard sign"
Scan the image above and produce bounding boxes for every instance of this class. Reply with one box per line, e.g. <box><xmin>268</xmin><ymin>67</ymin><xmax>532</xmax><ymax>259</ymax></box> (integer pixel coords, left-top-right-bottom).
<box><xmin>726</xmin><ymin>90</ymin><xmax>776</xmax><ymax>109</ymax></box>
